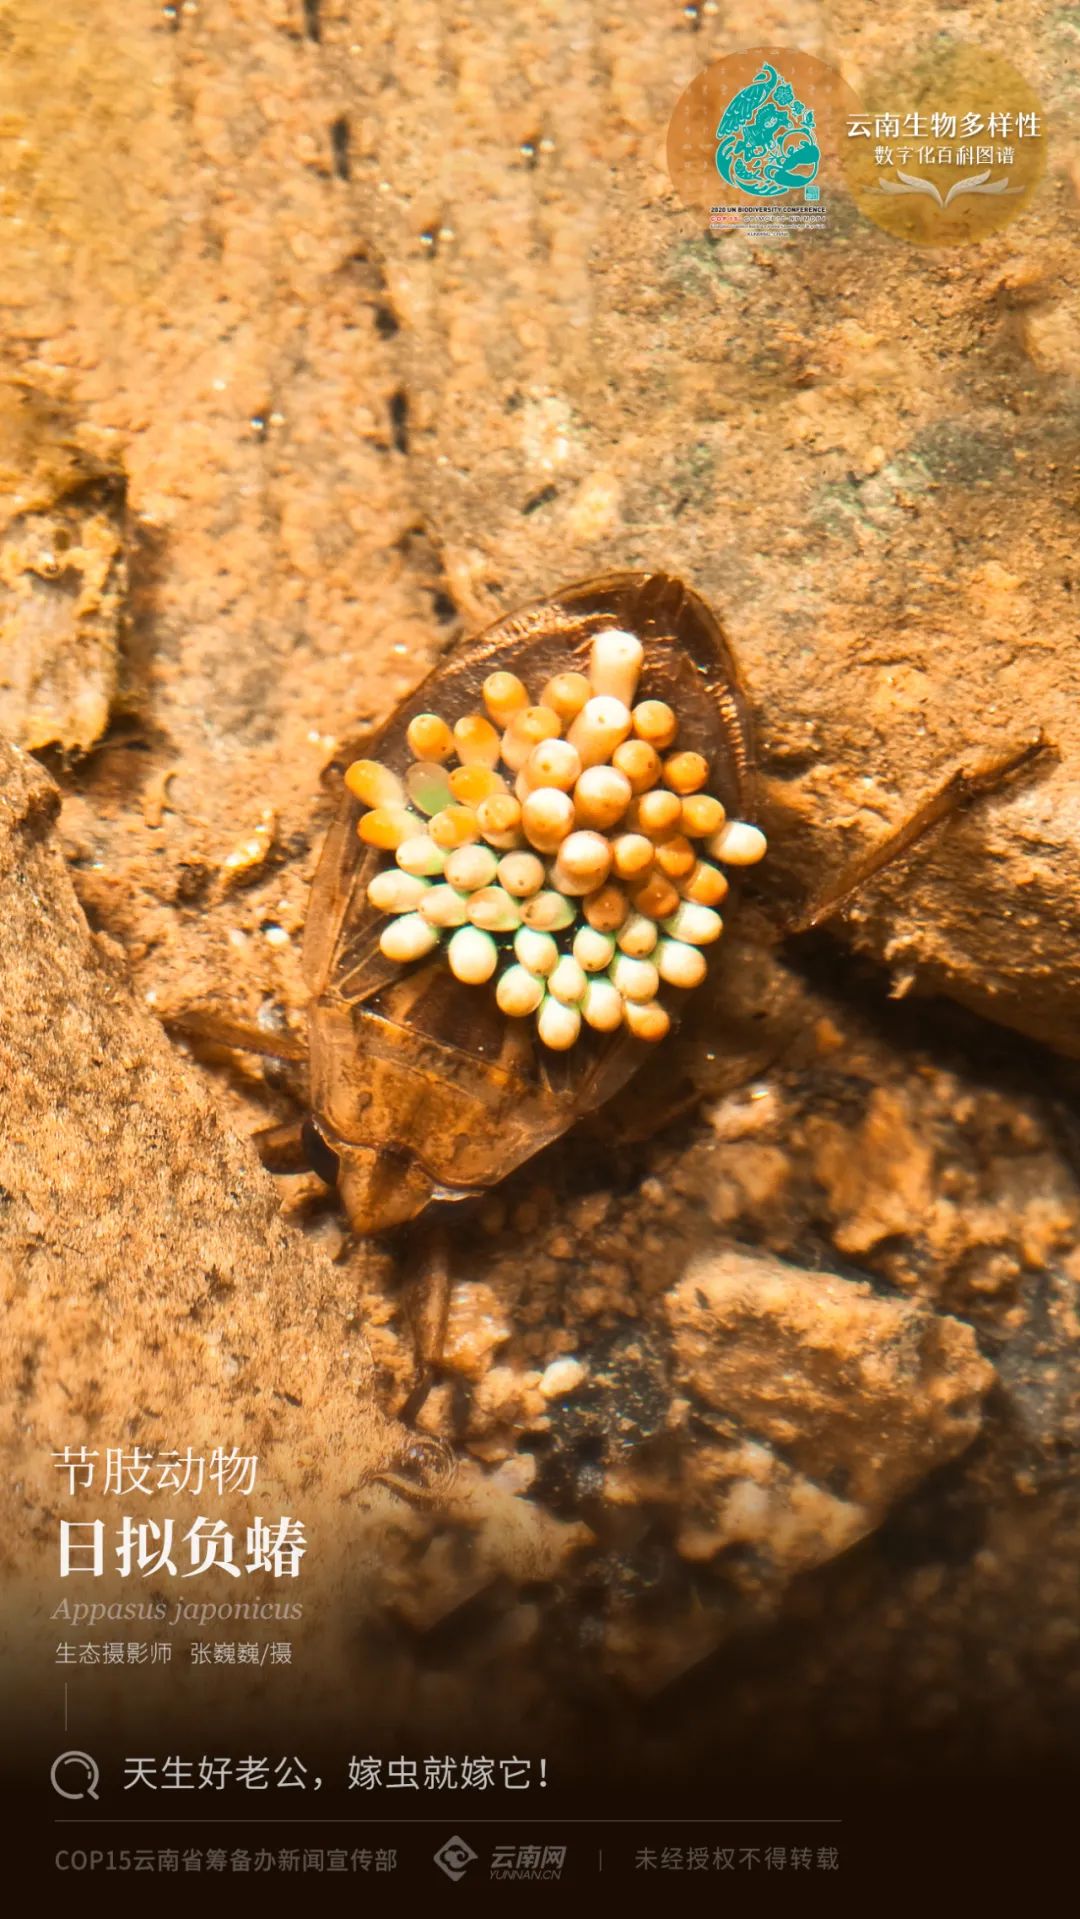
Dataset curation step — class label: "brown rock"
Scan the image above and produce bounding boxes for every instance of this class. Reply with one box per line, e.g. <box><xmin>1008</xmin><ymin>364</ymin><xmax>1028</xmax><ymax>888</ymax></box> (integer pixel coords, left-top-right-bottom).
<box><xmin>0</xmin><ymin>384</ymin><xmax>127</xmax><ymax>753</ymax></box>
<box><xmin>806</xmin><ymin>1086</ymin><xmax>936</xmax><ymax>1257</ymax></box>
<box><xmin>0</xmin><ymin>734</ymin><xmax>394</xmax><ymax>1541</ymax></box>
<box><xmin>441</xmin><ymin>1280</ymin><xmax>512</xmax><ymax>1378</ymax></box>
<box><xmin>672</xmin><ymin>1438</ymin><xmax>865</xmax><ymax>1570</ymax></box>
<box><xmin>668</xmin><ymin>1246</ymin><xmax>993</xmax><ymax>1518</ymax></box>
<box><xmin>0</xmin><ymin>739</ymin><xmax>576</xmax><ymax>1741</ymax></box>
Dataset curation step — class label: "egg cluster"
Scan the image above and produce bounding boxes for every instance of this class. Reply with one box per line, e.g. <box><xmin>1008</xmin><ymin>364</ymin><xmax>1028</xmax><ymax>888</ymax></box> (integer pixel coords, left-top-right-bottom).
<box><xmin>345</xmin><ymin>628</ymin><xmax>766</xmax><ymax>1051</ymax></box>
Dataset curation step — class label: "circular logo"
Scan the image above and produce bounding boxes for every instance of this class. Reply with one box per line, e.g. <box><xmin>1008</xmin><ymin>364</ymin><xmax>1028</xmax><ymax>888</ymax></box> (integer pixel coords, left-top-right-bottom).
<box><xmin>434</xmin><ymin>1834</ymin><xmax>478</xmax><ymax>1881</ymax></box>
<box><xmin>51</xmin><ymin>1750</ymin><xmax>101</xmax><ymax>1800</ymax></box>
<box><xmin>841</xmin><ymin>43</ymin><xmax>1047</xmax><ymax>246</ymax></box>
<box><xmin>667</xmin><ymin>48</ymin><xmax>861</xmax><ymax>237</ymax></box>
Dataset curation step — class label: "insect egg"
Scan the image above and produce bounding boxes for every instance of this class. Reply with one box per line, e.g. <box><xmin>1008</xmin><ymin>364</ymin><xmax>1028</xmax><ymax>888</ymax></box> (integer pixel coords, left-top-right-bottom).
<box><xmin>567</xmin><ymin>695</ymin><xmax>633</xmax><ymax>768</ymax></box>
<box><xmin>475</xmin><ymin>793</ymin><xmax>523</xmax><ymax>848</ymax></box>
<box><xmin>419</xmin><ymin>884</ymin><xmax>470</xmax><ymax>928</ymax></box>
<box><xmin>501</xmin><ymin>705</ymin><xmax>562</xmax><ymax>771</ymax></box>
<box><xmin>537</xmin><ymin>996</ymin><xmax>581</xmax><ymax>1050</ymax></box>
<box><xmin>573</xmin><ymin>926</ymin><xmax>617</xmax><ymax>972</ymax></box>
<box><xmin>588</xmin><ymin>627</ymin><xmax>644</xmax><ymax>706</ymax></box>
<box><xmin>653</xmin><ymin>834</ymin><xmax>696</xmax><ymax>880</ymax></box>
<box><xmin>449</xmin><ymin>763</ymin><xmax>507</xmax><ymax>807</ymax></box>
<box><xmin>405</xmin><ymin>761</ymin><xmax>456</xmax><ymax>815</ymax></box>
<box><xmin>396</xmin><ymin>834</ymin><xmax>447</xmax><ymax>876</ymax></box>
<box><xmin>482</xmin><ymin>670</ymin><xmax>530</xmax><ymax>726</ymax></box>
<box><xmin>429</xmin><ymin>805</ymin><xmax>481</xmax><ymax>850</ymax></box>
<box><xmin>623</xmin><ymin>998</ymin><xmax>671</xmax><ymax>1043</ymax></box>
<box><xmin>707</xmin><ymin>820</ymin><xmax>768</xmax><ymax>866</ymax></box>
<box><xmin>405</xmin><ymin>713</ymin><xmax>454</xmax><ymax>762</ymax></box>
<box><xmin>681</xmin><ymin>794</ymin><xmax>726</xmax><ymax>839</ymax></box>
<box><xmin>467</xmin><ymin>886</ymin><xmax>523</xmax><ymax>933</ymax></box>
<box><xmin>539</xmin><ymin>670</ymin><xmax>591</xmax><ymax>722</ymax></box>
<box><xmin>359</xmin><ymin>804</ymin><xmax>425</xmax><ymax>849</ymax></box>
<box><xmin>609</xmin><ymin>953</ymin><xmax>661</xmax><ymax>1002</ymax></box>
<box><xmin>519</xmin><ymin>737</ymin><xmax>582</xmax><ymax>795</ymax></box>
<box><xmin>661</xmin><ymin>901</ymin><xmax>723</xmax><ymax>945</ymax></box>
<box><xmin>520</xmin><ymin>890</ymin><xmax>577</xmax><ymax>932</ymax></box>
<box><xmin>496</xmin><ymin>964</ymin><xmax>545</xmax><ymax>1016</ymax></box>
<box><xmin>629</xmin><ymin>871</ymin><xmax>680</xmax><ymax>921</ymax></box>
<box><xmin>379</xmin><ymin>913</ymin><xmax>440</xmax><ymax>962</ymax></box>
<box><xmin>616</xmin><ymin>912</ymin><xmax>658</xmax><ymax>957</ymax></box>
<box><xmin>497</xmin><ymin>851</ymin><xmax>546</xmax><ymax>897</ymax></box>
<box><xmin>662</xmin><ymin>751</ymin><xmax>709</xmax><ymax>795</ymax></box>
<box><xmin>522</xmin><ymin>786</ymin><xmax>575</xmax><ymax>853</ymax></box>
<box><xmin>631</xmin><ymin>699</ymin><xmax>678</xmax><ymax>750</ymax></box>
<box><xmin>548</xmin><ymin>956</ymin><xmax>588</xmax><ymax>1005</ymax></box>
<box><xmin>367</xmin><ymin>869</ymin><xmax>430</xmax><ymax>913</ymax></box>
<box><xmin>680</xmin><ymin>859</ymin><xmax>729</xmax><ymax>907</ymax></box>
<box><xmin>582</xmin><ymin>883</ymin><xmax>629</xmax><ymax>933</ymax></box>
<box><xmin>611</xmin><ymin>832</ymin><xmax>655</xmax><ymax>880</ymax></box>
<box><xmin>630</xmin><ymin>789</ymin><xmax>683</xmax><ymax>836</ymax></box>
<box><xmin>444</xmin><ymin>844</ymin><xmax>498</xmax><ymax>891</ymax></box>
<box><xmin>573</xmin><ymin>765</ymin><xmax>632</xmax><ymax>831</ymax></box>
<box><xmin>447</xmin><ymin>925</ymin><xmax>498</xmax><ymax>983</ymax></box>
<box><xmin>347</xmin><ymin>582</ymin><xmax>766</xmax><ymax>1057</ymax></box>
<box><xmin>612</xmin><ymin>738</ymin><xmax>662</xmax><ymax>793</ymax></box>
<box><xmin>551</xmin><ymin>830</ymin><xmax>613</xmax><ymax>896</ymax></box>
<box><xmin>656</xmin><ymin>937</ymin><xmax>708</xmax><ymax>988</ymax></box>
<box><xmin>345</xmin><ymin>759</ymin><xmax>405</xmax><ymax>808</ymax></box>
<box><xmin>453</xmin><ymin>713</ymin><xmax>502</xmax><ymax>767</ymax></box>
<box><xmin>580</xmin><ymin>978</ymin><xmax>624</xmax><ymax>1031</ymax></box>
<box><xmin>514</xmin><ymin>926</ymin><xmax>559</xmax><ymax>975</ymax></box>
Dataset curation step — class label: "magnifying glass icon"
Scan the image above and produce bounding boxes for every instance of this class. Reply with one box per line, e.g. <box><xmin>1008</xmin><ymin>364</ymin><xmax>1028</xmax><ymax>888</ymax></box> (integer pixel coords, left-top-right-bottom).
<box><xmin>51</xmin><ymin>1751</ymin><xmax>100</xmax><ymax>1801</ymax></box>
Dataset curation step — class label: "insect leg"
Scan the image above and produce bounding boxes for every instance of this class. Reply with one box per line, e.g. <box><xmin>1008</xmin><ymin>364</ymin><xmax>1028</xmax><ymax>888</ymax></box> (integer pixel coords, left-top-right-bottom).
<box><xmin>789</xmin><ymin>732</ymin><xmax>1054</xmax><ymax>935</ymax></box>
<box><xmin>398</xmin><ymin>1221</ymin><xmax>452</xmax><ymax>1427</ymax></box>
<box><xmin>253</xmin><ymin>1118</ymin><xmax>311</xmax><ymax>1173</ymax></box>
<box><xmin>163</xmin><ymin>1006</ymin><xmax>308</xmax><ymax>1059</ymax></box>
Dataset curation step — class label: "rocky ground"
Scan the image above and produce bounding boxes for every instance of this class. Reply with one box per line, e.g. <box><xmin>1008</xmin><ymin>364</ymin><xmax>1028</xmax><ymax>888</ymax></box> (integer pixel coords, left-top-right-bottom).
<box><xmin>1</xmin><ymin>0</ymin><xmax>1077</xmax><ymax>1797</ymax></box>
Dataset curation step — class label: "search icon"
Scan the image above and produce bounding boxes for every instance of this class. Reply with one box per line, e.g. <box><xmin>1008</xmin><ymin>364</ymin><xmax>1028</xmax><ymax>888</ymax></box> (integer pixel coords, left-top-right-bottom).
<box><xmin>51</xmin><ymin>1751</ymin><xmax>100</xmax><ymax>1801</ymax></box>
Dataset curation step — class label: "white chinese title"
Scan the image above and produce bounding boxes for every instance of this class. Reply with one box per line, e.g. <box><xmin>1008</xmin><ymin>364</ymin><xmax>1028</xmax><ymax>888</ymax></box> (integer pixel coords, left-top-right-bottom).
<box><xmin>52</xmin><ymin>1446</ymin><xmax>306</xmax><ymax>1580</ymax></box>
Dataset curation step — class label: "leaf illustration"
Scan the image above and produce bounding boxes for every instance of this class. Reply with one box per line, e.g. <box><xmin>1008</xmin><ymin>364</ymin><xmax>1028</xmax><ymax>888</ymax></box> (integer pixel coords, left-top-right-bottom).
<box><xmin>943</xmin><ymin>171</ymin><xmax>1017</xmax><ymax>205</ymax></box>
<box><xmin>894</xmin><ymin>169</ymin><xmax>944</xmax><ymax>206</ymax></box>
<box><xmin>875</xmin><ymin>169</ymin><xmax>1023</xmax><ymax>212</ymax></box>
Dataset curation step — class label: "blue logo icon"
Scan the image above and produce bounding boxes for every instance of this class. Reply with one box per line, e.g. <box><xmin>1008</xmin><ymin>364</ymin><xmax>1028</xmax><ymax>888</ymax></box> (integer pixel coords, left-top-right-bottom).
<box><xmin>715</xmin><ymin>62</ymin><xmax>821</xmax><ymax>198</ymax></box>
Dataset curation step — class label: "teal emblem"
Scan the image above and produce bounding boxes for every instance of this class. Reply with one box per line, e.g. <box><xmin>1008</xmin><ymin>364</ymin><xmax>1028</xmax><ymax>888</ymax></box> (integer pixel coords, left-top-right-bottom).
<box><xmin>715</xmin><ymin>63</ymin><xmax>821</xmax><ymax>198</ymax></box>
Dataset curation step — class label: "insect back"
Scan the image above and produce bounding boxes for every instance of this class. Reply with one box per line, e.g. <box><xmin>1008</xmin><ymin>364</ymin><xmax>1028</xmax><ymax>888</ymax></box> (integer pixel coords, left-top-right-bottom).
<box><xmin>302</xmin><ymin>572</ymin><xmax>766</xmax><ymax>1232</ymax></box>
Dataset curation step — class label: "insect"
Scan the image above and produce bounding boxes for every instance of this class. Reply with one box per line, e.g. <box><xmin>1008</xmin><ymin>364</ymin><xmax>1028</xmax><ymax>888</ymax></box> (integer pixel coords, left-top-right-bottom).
<box><xmin>216</xmin><ymin>571</ymin><xmax>763</xmax><ymax>1425</ymax></box>
<box><xmin>186</xmin><ymin>569</ymin><xmax>1046</xmax><ymax>1427</ymax></box>
<box><xmin>279</xmin><ymin>571</ymin><xmax>765</xmax><ymax>1233</ymax></box>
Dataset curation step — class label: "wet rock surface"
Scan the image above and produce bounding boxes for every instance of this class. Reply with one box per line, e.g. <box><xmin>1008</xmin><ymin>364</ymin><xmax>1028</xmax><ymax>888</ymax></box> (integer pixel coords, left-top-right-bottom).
<box><xmin>0</xmin><ymin>0</ymin><xmax>1077</xmax><ymax>1788</ymax></box>
<box><xmin>667</xmin><ymin>1250</ymin><xmax>991</xmax><ymax>1540</ymax></box>
<box><xmin>0</xmin><ymin>738</ymin><xmax>587</xmax><ymax>1748</ymax></box>
<box><xmin>0</xmin><ymin>386</ymin><xmax>128</xmax><ymax>754</ymax></box>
